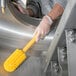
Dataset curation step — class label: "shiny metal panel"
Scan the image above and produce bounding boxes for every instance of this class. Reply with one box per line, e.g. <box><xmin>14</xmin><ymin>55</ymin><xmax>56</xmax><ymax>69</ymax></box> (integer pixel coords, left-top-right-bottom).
<box><xmin>0</xmin><ymin>1</ymin><xmax>55</xmax><ymax>76</ymax></box>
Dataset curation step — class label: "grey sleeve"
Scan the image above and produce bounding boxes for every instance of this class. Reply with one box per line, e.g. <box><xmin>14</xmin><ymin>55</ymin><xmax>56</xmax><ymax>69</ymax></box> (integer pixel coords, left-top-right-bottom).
<box><xmin>54</xmin><ymin>0</ymin><xmax>68</xmax><ymax>9</ymax></box>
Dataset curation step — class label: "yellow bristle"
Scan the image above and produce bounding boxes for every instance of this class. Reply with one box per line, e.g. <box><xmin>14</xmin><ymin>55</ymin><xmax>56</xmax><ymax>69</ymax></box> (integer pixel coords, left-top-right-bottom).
<box><xmin>4</xmin><ymin>49</ymin><xmax>27</xmax><ymax>72</ymax></box>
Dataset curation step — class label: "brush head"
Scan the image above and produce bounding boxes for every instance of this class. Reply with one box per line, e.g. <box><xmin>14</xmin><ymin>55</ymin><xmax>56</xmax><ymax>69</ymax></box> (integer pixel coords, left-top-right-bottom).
<box><xmin>4</xmin><ymin>49</ymin><xmax>27</xmax><ymax>72</ymax></box>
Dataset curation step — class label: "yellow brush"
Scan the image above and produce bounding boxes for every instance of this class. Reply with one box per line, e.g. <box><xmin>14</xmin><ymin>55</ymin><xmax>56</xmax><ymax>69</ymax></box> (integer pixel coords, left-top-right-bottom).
<box><xmin>4</xmin><ymin>35</ymin><xmax>37</xmax><ymax>72</ymax></box>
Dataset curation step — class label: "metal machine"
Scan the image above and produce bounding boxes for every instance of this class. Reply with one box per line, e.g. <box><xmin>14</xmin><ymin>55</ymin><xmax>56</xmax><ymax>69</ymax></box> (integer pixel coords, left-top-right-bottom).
<box><xmin>0</xmin><ymin>0</ymin><xmax>76</xmax><ymax>76</ymax></box>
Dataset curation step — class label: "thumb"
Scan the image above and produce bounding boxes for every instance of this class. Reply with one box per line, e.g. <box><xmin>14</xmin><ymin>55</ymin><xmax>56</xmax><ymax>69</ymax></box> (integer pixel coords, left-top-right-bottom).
<box><xmin>36</xmin><ymin>31</ymin><xmax>41</xmax><ymax>42</ymax></box>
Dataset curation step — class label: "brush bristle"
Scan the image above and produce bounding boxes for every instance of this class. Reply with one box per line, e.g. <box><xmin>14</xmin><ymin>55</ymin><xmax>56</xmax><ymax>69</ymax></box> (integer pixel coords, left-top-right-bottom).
<box><xmin>4</xmin><ymin>49</ymin><xmax>26</xmax><ymax>72</ymax></box>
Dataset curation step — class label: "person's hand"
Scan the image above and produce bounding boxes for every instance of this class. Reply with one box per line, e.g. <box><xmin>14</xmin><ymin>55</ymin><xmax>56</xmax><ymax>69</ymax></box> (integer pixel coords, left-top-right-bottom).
<box><xmin>12</xmin><ymin>2</ymin><xmax>29</xmax><ymax>14</ymax></box>
<box><xmin>34</xmin><ymin>15</ymin><xmax>53</xmax><ymax>42</ymax></box>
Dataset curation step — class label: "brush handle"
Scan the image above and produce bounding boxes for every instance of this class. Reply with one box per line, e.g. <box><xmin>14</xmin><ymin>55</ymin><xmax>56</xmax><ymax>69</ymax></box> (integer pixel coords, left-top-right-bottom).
<box><xmin>23</xmin><ymin>35</ymin><xmax>37</xmax><ymax>53</ymax></box>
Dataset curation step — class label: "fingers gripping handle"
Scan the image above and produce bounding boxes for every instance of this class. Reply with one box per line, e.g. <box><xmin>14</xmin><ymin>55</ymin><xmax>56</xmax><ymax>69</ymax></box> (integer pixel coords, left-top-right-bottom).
<box><xmin>23</xmin><ymin>35</ymin><xmax>37</xmax><ymax>53</ymax></box>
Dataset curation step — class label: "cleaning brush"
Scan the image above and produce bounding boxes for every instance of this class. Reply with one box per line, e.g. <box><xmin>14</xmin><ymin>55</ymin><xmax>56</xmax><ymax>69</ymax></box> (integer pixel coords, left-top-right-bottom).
<box><xmin>4</xmin><ymin>35</ymin><xmax>37</xmax><ymax>72</ymax></box>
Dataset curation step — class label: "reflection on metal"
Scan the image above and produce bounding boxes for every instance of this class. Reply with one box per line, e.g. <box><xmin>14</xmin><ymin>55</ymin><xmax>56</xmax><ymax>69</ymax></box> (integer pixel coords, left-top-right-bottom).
<box><xmin>0</xmin><ymin>0</ymin><xmax>55</xmax><ymax>76</ymax></box>
<box><xmin>0</xmin><ymin>66</ymin><xmax>9</xmax><ymax>76</ymax></box>
<box><xmin>1</xmin><ymin>0</ymin><xmax>6</xmax><ymax>14</ymax></box>
<box><xmin>0</xmin><ymin>25</ymin><xmax>32</xmax><ymax>37</ymax></box>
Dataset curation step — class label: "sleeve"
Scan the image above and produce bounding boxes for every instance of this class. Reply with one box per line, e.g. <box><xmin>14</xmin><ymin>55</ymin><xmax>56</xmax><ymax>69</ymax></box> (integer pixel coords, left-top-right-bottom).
<box><xmin>54</xmin><ymin>0</ymin><xmax>68</xmax><ymax>9</ymax></box>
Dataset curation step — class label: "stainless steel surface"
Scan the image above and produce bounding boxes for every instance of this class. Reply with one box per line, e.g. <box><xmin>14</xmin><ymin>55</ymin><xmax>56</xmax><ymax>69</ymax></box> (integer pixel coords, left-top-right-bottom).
<box><xmin>44</xmin><ymin>0</ymin><xmax>76</xmax><ymax>75</ymax></box>
<box><xmin>0</xmin><ymin>1</ymin><xmax>55</xmax><ymax>76</ymax></box>
<box><xmin>44</xmin><ymin>0</ymin><xmax>76</xmax><ymax>72</ymax></box>
<box><xmin>1</xmin><ymin>0</ymin><xmax>6</xmax><ymax>8</ymax></box>
<box><xmin>66</xmin><ymin>30</ymin><xmax>76</xmax><ymax>76</ymax></box>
